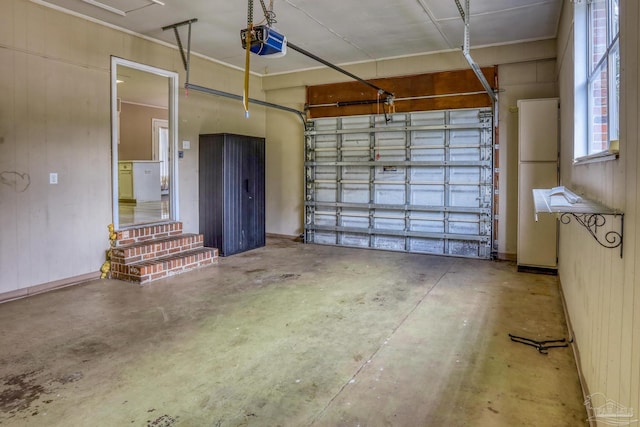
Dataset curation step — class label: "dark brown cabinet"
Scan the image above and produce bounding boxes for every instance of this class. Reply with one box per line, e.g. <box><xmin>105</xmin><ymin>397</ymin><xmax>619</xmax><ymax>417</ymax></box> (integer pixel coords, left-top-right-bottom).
<box><xmin>199</xmin><ymin>133</ymin><xmax>265</xmax><ymax>256</ymax></box>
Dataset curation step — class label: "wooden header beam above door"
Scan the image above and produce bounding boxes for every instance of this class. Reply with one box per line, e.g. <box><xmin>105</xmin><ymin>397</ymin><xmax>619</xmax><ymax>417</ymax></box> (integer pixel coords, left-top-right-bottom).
<box><xmin>306</xmin><ymin>67</ymin><xmax>497</xmax><ymax>119</ymax></box>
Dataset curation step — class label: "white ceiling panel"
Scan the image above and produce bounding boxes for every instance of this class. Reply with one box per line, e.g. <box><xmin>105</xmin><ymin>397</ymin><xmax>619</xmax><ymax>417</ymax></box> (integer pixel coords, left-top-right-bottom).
<box><xmin>422</xmin><ymin>0</ymin><xmax>562</xmax><ymax>20</ymax></box>
<box><xmin>437</xmin><ymin>2</ymin><xmax>563</xmax><ymax>48</ymax></box>
<box><xmin>39</xmin><ymin>0</ymin><xmax>562</xmax><ymax>75</ymax></box>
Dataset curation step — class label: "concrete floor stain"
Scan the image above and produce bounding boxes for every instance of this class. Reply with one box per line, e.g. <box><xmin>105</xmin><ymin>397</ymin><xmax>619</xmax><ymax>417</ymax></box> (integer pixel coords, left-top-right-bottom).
<box><xmin>0</xmin><ymin>370</ymin><xmax>45</xmax><ymax>413</ymax></box>
<box><xmin>147</xmin><ymin>414</ymin><xmax>177</xmax><ymax>426</ymax></box>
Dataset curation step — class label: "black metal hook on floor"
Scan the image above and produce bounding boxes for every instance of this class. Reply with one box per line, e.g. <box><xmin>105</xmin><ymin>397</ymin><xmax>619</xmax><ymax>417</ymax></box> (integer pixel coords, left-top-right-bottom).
<box><xmin>508</xmin><ymin>333</ymin><xmax>572</xmax><ymax>355</ymax></box>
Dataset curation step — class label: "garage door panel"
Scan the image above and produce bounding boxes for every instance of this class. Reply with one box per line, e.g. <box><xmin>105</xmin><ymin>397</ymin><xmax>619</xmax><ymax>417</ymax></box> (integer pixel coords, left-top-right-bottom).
<box><xmin>375</xmin><ymin>184</ymin><xmax>406</xmax><ymax>205</ymax></box>
<box><xmin>449</xmin><ymin>240</ymin><xmax>482</xmax><ymax>257</ymax></box>
<box><xmin>305</xmin><ymin>107</ymin><xmax>493</xmax><ymax>259</ymax></box>
<box><xmin>376</xmin><ymin>131</ymin><xmax>406</xmax><ymax>147</ymax></box>
<box><xmin>373</xmin><ymin>215</ymin><xmax>404</xmax><ymax>231</ymax></box>
<box><xmin>375</xmin><ymin>149</ymin><xmax>405</xmax><ymax>162</ymax></box>
<box><xmin>340</xmin><ymin>232</ymin><xmax>369</xmax><ymax>248</ymax></box>
<box><xmin>411</xmin><ymin>131</ymin><xmax>445</xmax><ymax>147</ymax></box>
<box><xmin>411</xmin><ymin>148</ymin><xmax>445</xmax><ymax>162</ymax></box>
<box><xmin>375</xmin><ymin>166</ymin><xmax>406</xmax><ymax>181</ymax></box>
<box><xmin>340</xmin><ymin>211</ymin><xmax>368</xmax><ymax>228</ymax></box>
<box><xmin>449</xmin><ymin>185</ymin><xmax>481</xmax><ymax>207</ymax></box>
<box><xmin>409</xmin><ymin>238</ymin><xmax>445</xmax><ymax>253</ymax></box>
<box><xmin>316</xmin><ymin>183</ymin><xmax>337</xmax><ymax>202</ymax></box>
<box><xmin>315</xmin><ymin>210</ymin><xmax>337</xmax><ymax>227</ymax></box>
<box><xmin>410</xmin><ymin>185</ymin><xmax>445</xmax><ymax>206</ymax></box>
<box><xmin>411</xmin><ymin>166</ymin><xmax>445</xmax><ymax>182</ymax></box>
<box><xmin>449</xmin><ymin>213</ymin><xmax>481</xmax><ymax>235</ymax></box>
<box><xmin>314</xmin><ymin>231</ymin><xmax>337</xmax><ymax>245</ymax></box>
<box><xmin>316</xmin><ymin>151</ymin><xmax>338</xmax><ymax>162</ymax></box>
<box><xmin>342</xmin><ymin>134</ymin><xmax>369</xmax><ymax>148</ymax></box>
<box><xmin>450</xmin><ymin>166</ymin><xmax>481</xmax><ymax>183</ymax></box>
<box><xmin>410</xmin><ymin>213</ymin><xmax>445</xmax><ymax>233</ymax></box>
<box><xmin>316</xmin><ymin>134</ymin><xmax>338</xmax><ymax>148</ymax></box>
<box><xmin>411</xmin><ymin>111</ymin><xmax>445</xmax><ymax>126</ymax></box>
<box><xmin>315</xmin><ymin>166</ymin><xmax>337</xmax><ymax>181</ymax></box>
<box><xmin>342</xmin><ymin>165</ymin><xmax>369</xmax><ymax>180</ymax></box>
<box><xmin>342</xmin><ymin>183</ymin><xmax>369</xmax><ymax>203</ymax></box>
<box><xmin>451</xmin><ymin>129</ymin><xmax>482</xmax><ymax>146</ymax></box>
<box><xmin>373</xmin><ymin>235</ymin><xmax>405</xmax><ymax>251</ymax></box>
<box><xmin>342</xmin><ymin>116</ymin><xmax>371</xmax><ymax>129</ymax></box>
<box><xmin>450</xmin><ymin>147</ymin><xmax>482</xmax><ymax>162</ymax></box>
<box><xmin>450</xmin><ymin>109</ymin><xmax>482</xmax><ymax>124</ymax></box>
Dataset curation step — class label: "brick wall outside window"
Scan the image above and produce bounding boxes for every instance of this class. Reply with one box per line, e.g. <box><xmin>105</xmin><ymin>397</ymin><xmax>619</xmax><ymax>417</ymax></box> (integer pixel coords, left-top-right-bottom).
<box><xmin>587</xmin><ymin>0</ymin><xmax>619</xmax><ymax>155</ymax></box>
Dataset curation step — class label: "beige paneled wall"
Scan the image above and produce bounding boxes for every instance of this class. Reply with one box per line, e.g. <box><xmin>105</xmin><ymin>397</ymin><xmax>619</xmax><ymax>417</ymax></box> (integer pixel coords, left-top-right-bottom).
<box><xmin>0</xmin><ymin>0</ymin><xmax>265</xmax><ymax>297</ymax></box>
<box><xmin>264</xmin><ymin>87</ymin><xmax>307</xmax><ymax>237</ymax></box>
<box><xmin>177</xmin><ymin>53</ymin><xmax>266</xmax><ymax>234</ymax></box>
<box><xmin>557</xmin><ymin>0</ymin><xmax>640</xmax><ymax>419</ymax></box>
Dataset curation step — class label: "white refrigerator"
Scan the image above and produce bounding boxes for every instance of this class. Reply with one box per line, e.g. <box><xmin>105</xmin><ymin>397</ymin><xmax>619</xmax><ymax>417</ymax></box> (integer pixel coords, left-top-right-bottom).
<box><xmin>517</xmin><ymin>98</ymin><xmax>559</xmax><ymax>271</ymax></box>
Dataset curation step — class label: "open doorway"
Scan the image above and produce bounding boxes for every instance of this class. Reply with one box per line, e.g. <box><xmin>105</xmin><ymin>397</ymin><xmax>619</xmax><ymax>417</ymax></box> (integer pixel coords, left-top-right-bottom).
<box><xmin>111</xmin><ymin>58</ymin><xmax>179</xmax><ymax>229</ymax></box>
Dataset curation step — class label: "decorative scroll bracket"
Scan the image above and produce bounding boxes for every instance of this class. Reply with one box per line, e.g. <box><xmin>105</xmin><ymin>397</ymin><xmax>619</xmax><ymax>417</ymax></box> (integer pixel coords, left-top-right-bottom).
<box><xmin>559</xmin><ymin>212</ymin><xmax>624</xmax><ymax>258</ymax></box>
<box><xmin>532</xmin><ymin>188</ymin><xmax>625</xmax><ymax>258</ymax></box>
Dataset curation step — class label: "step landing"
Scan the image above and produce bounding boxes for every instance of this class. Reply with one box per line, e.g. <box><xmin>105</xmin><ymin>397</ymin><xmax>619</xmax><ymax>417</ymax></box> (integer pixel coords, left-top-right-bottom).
<box><xmin>109</xmin><ymin>222</ymin><xmax>217</xmax><ymax>284</ymax></box>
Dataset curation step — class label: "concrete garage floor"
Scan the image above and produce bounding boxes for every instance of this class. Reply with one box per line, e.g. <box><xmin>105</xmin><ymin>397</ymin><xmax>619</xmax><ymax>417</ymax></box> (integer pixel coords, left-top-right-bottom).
<box><xmin>0</xmin><ymin>236</ymin><xmax>586</xmax><ymax>426</ymax></box>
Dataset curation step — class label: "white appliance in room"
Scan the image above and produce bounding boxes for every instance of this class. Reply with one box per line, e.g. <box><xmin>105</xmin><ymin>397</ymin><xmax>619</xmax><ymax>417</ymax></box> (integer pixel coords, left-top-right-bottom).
<box><xmin>517</xmin><ymin>98</ymin><xmax>559</xmax><ymax>271</ymax></box>
<box><xmin>118</xmin><ymin>161</ymin><xmax>161</xmax><ymax>202</ymax></box>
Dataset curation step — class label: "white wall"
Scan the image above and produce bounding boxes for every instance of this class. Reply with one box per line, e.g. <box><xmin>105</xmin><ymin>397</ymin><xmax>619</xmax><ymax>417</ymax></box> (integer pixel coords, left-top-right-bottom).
<box><xmin>0</xmin><ymin>0</ymin><xmax>265</xmax><ymax>298</ymax></box>
<box><xmin>557</xmin><ymin>0</ymin><xmax>640</xmax><ymax>419</ymax></box>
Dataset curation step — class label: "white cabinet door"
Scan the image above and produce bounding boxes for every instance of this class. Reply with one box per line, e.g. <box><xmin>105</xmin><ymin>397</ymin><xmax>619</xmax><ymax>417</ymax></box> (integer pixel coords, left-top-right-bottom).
<box><xmin>118</xmin><ymin>163</ymin><xmax>133</xmax><ymax>200</ymax></box>
<box><xmin>518</xmin><ymin>98</ymin><xmax>559</xmax><ymax>162</ymax></box>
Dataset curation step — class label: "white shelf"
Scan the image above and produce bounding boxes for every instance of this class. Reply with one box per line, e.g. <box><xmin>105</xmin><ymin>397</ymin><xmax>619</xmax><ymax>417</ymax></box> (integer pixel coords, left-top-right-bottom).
<box><xmin>533</xmin><ymin>187</ymin><xmax>620</xmax><ymax>217</ymax></box>
<box><xmin>532</xmin><ymin>187</ymin><xmax>624</xmax><ymax>257</ymax></box>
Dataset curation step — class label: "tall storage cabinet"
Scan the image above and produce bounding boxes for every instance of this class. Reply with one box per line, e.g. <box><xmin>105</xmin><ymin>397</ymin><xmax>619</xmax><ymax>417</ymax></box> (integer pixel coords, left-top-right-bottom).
<box><xmin>199</xmin><ymin>133</ymin><xmax>265</xmax><ymax>256</ymax></box>
<box><xmin>517</xmin><ymin>98</ymin><xmax>559</xmax><ymax>271</ymax></box>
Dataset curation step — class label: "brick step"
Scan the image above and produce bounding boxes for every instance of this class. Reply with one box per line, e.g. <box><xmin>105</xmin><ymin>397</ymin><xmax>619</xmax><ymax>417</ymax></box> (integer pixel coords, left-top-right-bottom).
<box><xmin>111</xmin><ymin>233</ymin><xmax>204</xmax><ymax>265</ymax></box>
<box><xmin>115</xmin><ymin>222</ymin><xmax>183</xmax><ymax>247</ymax></box>
<box><xmin>111</xmin><ymin>247</ymin><xmax>218</xmax><ymax>284</ymax></box>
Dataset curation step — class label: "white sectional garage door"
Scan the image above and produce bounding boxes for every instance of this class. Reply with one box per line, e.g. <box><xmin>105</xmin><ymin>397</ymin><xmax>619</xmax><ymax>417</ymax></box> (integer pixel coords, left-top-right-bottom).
<box><xmin>304</xmin><ymin>108</ymin><xmax>494</xmax><ymax>259</ymax></box>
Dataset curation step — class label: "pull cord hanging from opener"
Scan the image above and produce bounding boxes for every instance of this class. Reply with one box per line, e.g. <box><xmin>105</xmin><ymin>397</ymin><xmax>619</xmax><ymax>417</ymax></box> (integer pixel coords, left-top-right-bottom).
<box><xmin>243</xmin><ymin>0</ymin><xmax>279</xmax><ymax>118</ymax></box>
<box><xmin>243</xmin><ymin>0</ymin><xmax>254</xmax><ymax>118</ymax></box>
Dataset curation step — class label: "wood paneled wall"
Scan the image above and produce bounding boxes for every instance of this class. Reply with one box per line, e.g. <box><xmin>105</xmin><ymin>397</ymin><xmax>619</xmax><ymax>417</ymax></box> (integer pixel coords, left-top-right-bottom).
<box><xmin>306</xmin><ymin>67</ymin><xmax>497</xmax><ymax>118</ymax></box>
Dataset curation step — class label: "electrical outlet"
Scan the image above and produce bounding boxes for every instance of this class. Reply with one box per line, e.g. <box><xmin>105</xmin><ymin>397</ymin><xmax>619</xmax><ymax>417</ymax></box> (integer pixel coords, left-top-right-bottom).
<box><xmin>49</xmin><ymin>173</ymin><xmax>58</xmax><ymax>184</ymax></box>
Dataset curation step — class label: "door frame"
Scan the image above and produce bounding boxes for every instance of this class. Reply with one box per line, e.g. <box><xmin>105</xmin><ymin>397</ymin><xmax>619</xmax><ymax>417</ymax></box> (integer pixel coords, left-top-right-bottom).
<box><xmin>152</xmin><ymin>118</ymin><xmax>169</xmax><ymax>194</ymax></box>
<box><xmin>110</xmin><ymin>57</ymin><xmax>180</xmax><ymax>229</ymax></box>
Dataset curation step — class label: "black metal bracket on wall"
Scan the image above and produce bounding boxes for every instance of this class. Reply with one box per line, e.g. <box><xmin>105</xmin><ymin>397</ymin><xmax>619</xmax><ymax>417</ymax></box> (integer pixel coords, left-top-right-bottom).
<box><xmin>162</xmin><ymin>19</ymin><xmax>198</xmax><ymax>87</ymax></box>
<box><xmin>162</xmin><ymin>18</ymin><xmax>396</xmax><ymax>125</ymax></box>
<box><xmin>559</xmin><ymin>212</ymin><xmax>624</xmax><ymax>258</ymax></box>
<box><xmin>162</xmin><ymin>19</ymin><xmax>308</xmax><ymax>126</ymax></box>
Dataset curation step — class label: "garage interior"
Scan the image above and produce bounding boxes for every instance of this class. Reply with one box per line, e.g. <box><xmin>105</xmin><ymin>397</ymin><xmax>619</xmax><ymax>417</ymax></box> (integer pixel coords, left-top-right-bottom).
<box><xmin>1</xmin><ymin>0</ymin><xmax>639</xmax><ymax>426</ymax></box>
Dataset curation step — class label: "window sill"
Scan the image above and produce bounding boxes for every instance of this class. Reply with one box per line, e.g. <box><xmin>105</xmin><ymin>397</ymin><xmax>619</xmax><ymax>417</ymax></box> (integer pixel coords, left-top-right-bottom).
<box><xmin>573</xmin><ymin>150</ymin><xmax>619</xmax><ymax>165</ymax></box>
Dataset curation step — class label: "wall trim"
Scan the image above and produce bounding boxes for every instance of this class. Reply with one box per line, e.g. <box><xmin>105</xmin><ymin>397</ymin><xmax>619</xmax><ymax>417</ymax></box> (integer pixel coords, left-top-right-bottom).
<box><xmin>0</xmin><ymin>272</ymin><xmax>101</xmax><ymax>304</ymax></box>
<box><xmin>557</xmin><ymin>276</ymin><xmax>594</xmax><ymax>426</ymax></box>
<box><xmin>496</xmin><ymin>252</ymin><xmax>517</xmax><ymax>261</ymax></box>
<box><xmin>266</xmin><ymin>233</ymin><xmax>300</xmax><ymax>240</ymax></box>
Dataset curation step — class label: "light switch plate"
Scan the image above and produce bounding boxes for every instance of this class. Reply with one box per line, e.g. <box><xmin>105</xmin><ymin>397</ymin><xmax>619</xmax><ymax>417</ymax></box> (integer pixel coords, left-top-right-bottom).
<box><xmin>182</xmin><ymin>140</ymin><xmax>190</xmax><ymax>149</ymax></box>
<box><xmin>49</xmin><ymin>173</ymin><xmax>58</xmax><ymax>184</ymax></box>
